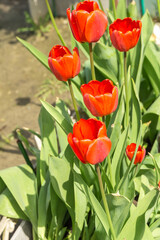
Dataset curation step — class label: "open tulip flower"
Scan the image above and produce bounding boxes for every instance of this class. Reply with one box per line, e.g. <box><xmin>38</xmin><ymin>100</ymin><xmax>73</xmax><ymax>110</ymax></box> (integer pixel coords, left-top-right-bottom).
<box><xmin>67</xmin><ymin>0</ymin><xmax>108</xmax><ymax>43</ymax></box>
<box><xmin>80</xmin><ymin>79</ymin><xmax>118</xmax><ymax>117</ymax></box>
<box><xmin>126</xmin><ymin>143</ymin><xmax>146</xmax><ymax>164</ymax></box>
<box><xmin>109</xmin><ymin>17</ymin><xmax>142</xmax><ymax>52</ymax></box>
<box><xmin>68</xmin><ymin>118</ymin><xmax>111</xmax><ymax>164</ymax></box>
<box><xmin>48</xmin><ymin>45</ymin><xmax>80</xmax><ymax>81</ymax></box>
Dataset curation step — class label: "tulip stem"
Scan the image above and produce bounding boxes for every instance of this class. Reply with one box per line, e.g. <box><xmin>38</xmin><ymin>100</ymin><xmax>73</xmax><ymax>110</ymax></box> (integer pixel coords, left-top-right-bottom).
<box><xmin>45</xmin><ymin>0</ymin><xmax>66</xmax><ymax>46</ymax></box>
<box><xmin>111</xmin><ymin>0</ymin><xmax>117</xmax><ymax>19</ymax></box>
<box><xmin>98</xmin><ymin>0</ymin><xmax>105</xmax><ymax>12</ymax></box>
<box><xmin>89</xmin><ymin>43</ymin><xmax>96</xmax><ymax>80</ymax></box>
<box><xmin>124</xmin><ymin>51</ymin><xmax>129</xmax><ymax>127</ymax></box>
<box><xmin>96</xmin><ymin>164</ymin><xmax>116</xmax><ymax>240</ymax></box>
<box><xmin>68</xmin><ymin>79</ymin><xmax>80</xmax><ymax>121</ymax></box>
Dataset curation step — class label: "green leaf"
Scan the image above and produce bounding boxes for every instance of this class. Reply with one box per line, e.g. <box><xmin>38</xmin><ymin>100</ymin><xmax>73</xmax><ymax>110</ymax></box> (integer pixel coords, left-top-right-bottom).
<box><xmin>127</xmin><ymin>1</ymin><xmax>138</xmax><ymax>19</ymax></box>
<box><xmin>131</xmin><ymin>79</ymin><xmax>141</xmax><ymax>142</ymax></box>
<box><xmin>41</xmin><ymin>100</ymin><xmax>73</xmax><ymax>135</ymax></box>
<box><xmin>130</xmin><ymin>11</ymin><xmax>153</xmax><ymax>92</ymax></box>
<box><xmin>50</xmin><ymin>186</ymin><xmax>67</xmax><ymax>235</ymax></box>
<box><xmin>54</xmin><ymin>99</ymin><xmax>71</xmax><ymax>153</ymax></box>
<box><xmin>37</xmin><ymin>173</ymin><xmax>50</xmax><ymax>239</ymax></box>
<box><xmin>73</xmin><ymin>167</ymin><xmax>110</xmax><ymax>237</ymax></box>
<box><xmin>39</xmin><ymin>106</ymin><xmax>58</xmax><ymax>185</ymax></box>
<box><xmin>144</xmin><ymin>96</ymin><xmax>160</xmax><ymax>116</ymax></box>
<box><xmin>116</xmin><ymin>0</ymin><xmax>127</xmax><ymax>19</ymax></box>
<box><xmin>93</xmin><ymin>42</ymin><xmax>118</xmax><ymax>84</ymax></box>
<box><xmin>137</xmin><ymin>168</ymin><xmax>156</xmax><ymax>188</ymax></box>
<box><xmin>111</xmin><ymin>128</ymin><xmax>128</xmax><ymax>188</ymax></box>
<box><xmin>143</xmin><ymin>42</ymin><xmax>160</xmax><ymax>96</ymax></box>
<box><xmin>108</xmin><ymin>86</ymin><xmax>125</xmax><ymax>155</ymax></box>
<box><xmin>117</xmin><ymin>189</ymin><xmax>159</xmax><ymax>240</ymax></box>
<box><xmin>73</xmin><ymin>172</ymin><xmax>87</xmax><ymax>239</ymax></box>
<box><xmin>0</xmin><ymin>186</ymin><xmax>28</xmax><ymax>220</ymax></box>
<box><xmin>77</xmin><ymin>42</ymin><xmax>118</xmax><ymax>84</ymax></box>
<box><xmin>138</xmin><ymin>175</ymin><xmax>152</xmax><ymax>201</ymax></box>
<box><xmin>49</xmin><ymin>155</ymin><xmax>74</xmax><ymax>220</ymax></box>
<box><xmin>72</xmin><ymin>77</ymin><xmax>93</xmax><ymax>118</ymax></box>
<box><xmin>17</xmin><ymin>37</ymin><xmax>50</xmax><ymax>71</ymax></box>
<box><xmin>107</xmin><ymin>194</ymin><xmax>132</xmax><ymax>236</ymax></box>
<box><xmin>152</xmin><ymin>228</ymin><xmax>160</xmax><ymax>239</ymax></box>
<box><xmin>141</xmin><ymin>11</ymin><xmax>154</xmax><ymax>48</ymax></box>
<box><xmin>0</xmin><ymin>165</ymin><xmax>37</xmax><ymax>228</ymax></box>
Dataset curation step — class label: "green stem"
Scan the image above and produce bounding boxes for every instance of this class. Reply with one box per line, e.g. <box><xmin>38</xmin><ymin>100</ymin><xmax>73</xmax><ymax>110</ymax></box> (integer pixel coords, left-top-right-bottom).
<box><xmin>108</xmin><ymin>155</ymin><xmax>113</xmax><ymax>186</ymax></box>
<box><xmin>89</xmin><ymin>43</ymin><xmax>96</xmax><ymax>80</ymax></box>
<box><xmin>102</xmin><ymin>116</ymin><xmax>105</xmax><ymax>123</ymax></box>
<box><xmin>68</xmin><ymin>79</ymin><xmax>80</xmax><ymax>121</ymax></box>
<box><xmin>96</xmin><ymin>164</ymin><xmax>116</xmax><ymax>240</ymax></box>
<box><xmin>157</xmin><ymin>0</ymin><xmax>160</xmax><ymax>17</ymax></box>
<box><xmin>124</xmin><ymin>51</ymin><xmax>129</xmax><ymax>127</ymax></box>
<box><xmin>112</xmin><ymin>0</ymin><xmax>117</xmax><ymax>19</ymax></box>
<box><xmin>119</xmin><ymin>52</ymin><xmax>123</xmax><ymax>86</ymax></box>
<box><xmin>98</xmin><ymin>0</ymin><xmax>105</xmax><ymax>11</ymax></box>
<box><xmin>45</xmin><ymin>0</ymin><xmax>66</xmax><ymax>46</ymax></box>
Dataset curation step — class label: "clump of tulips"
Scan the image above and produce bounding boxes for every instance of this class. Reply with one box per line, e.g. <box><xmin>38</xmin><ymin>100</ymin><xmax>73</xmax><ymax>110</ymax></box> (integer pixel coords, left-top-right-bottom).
<box><xmin>1</xmin><ymin>0</ymin><xmax>160</xmax><ymax>240</ymax></box>
<box><xmin>48</xmin><ymin>1</ymin><xmax>146</xmax><ymax>239</ymax></box>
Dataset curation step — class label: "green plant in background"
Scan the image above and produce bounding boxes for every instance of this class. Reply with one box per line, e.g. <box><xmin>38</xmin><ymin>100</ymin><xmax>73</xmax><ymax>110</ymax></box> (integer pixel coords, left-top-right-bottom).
<box><xmin>0</xmin><ymin>0</ymin><xmax>160</xmax><ymax>239</ymax></box>
<box><xmin>17</xmin><ymin>11</ymin><xmax>51</xmax><ymax>35</ymax></box>
<box><xmin>35</xmin><ymin>78</ymin><xmax>68</xmax><ymax>100</ymax></box>
<box><xmin>157</xmin><ymin>0</ymin><xmax>160</xmax><ymax>18</ymax></box>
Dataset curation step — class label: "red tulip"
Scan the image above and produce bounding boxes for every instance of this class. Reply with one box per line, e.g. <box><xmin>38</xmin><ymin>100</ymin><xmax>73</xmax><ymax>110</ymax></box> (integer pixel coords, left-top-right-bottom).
<box><xmin>80</xmin><ymin>80</ymin><xmax>118</xmax><ymax>117</ymax></box>
<box><xmin>68</xmin><ymin>118</ymin><xmax>111</xmax><ymax>164</ymax></box>
<box><xmin>158</xmin><ymin>181</ymin><xmax>160</xmax><ymax>189</ymax></box>
<box><xmin>67</xmin><ymin>0</ymin><xmax>108</xmax><ymax>43</ymax></box>
<box><xmin>48</xmin><ymin>45</ymin><xmax>80</xmax><ymax>81</ymax></box>
<box><xmin>109</xmin><ymin>17</ymin><xmax>142</xmax><ymax>52</ymax></box>
<box><xmin>126</xmin><ymin>143</ymin><xmax>146</xmax><ymax>164</ymax></box>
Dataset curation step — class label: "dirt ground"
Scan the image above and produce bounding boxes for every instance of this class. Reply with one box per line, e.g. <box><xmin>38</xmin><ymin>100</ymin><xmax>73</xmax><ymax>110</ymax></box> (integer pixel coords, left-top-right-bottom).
<box><xmin>0</xmin><ymin>0</ymin><xmax>75</xmax><ymax>169</ymax></box>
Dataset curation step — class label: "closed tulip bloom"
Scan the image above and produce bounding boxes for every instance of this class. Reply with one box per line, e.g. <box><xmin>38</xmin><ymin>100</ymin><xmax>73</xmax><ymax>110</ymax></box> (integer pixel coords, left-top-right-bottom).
<box><xmin>80</xmin><ymin>80</ymin><xmax>118</xmax><ymax>117</ymax></box>
<box><xmin>67</xmin><ymin>0</ymin><xmax>108</xmax><ymax>43</ymax></box>
<box><xmin>109</xmin><ymin>17</ymin><xmax>142</xmax><ymax>52</ymax></box>
<box><xmin>48</xmin><ymin>45</ymin><xmax>80</xmax><ymax>81</ymax></box>
<box><xmin>68</xmin><ymin>119</ymin><xmax>111</xmax><ymax>164</ymax></box>
<box><xmin>126</xmin><ymin>143</ymin><xmax>146</xmax><ymax>164</ymax></box>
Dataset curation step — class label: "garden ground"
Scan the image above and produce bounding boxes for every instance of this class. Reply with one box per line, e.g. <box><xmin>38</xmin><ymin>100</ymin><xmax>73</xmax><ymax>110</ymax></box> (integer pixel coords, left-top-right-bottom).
<box><xmin>0</xmin><ymin>0</ymin><xmax>74</xmax><ymax>169</ymax></box>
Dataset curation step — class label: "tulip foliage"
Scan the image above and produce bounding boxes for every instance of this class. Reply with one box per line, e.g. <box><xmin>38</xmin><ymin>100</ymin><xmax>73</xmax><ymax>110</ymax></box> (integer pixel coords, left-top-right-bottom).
<box><xmin>0</xmin><ymin>0</ymin><xmax>160</xmax><ymax>240</ymax></box>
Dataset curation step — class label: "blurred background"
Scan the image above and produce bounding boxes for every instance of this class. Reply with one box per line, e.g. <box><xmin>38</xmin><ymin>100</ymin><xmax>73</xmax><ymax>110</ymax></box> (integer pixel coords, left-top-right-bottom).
<box><xmin>0</xmin><ymin>0</ymin><xmax>159</xmax><ymax>169</ymax></box>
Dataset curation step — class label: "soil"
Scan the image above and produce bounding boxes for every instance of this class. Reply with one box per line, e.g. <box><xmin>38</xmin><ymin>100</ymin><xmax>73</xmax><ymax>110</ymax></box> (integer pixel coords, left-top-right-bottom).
<box><xmin>0</xmin><ymin>0</ymin><xmax>78</xmax><ymax>169</ymax></box>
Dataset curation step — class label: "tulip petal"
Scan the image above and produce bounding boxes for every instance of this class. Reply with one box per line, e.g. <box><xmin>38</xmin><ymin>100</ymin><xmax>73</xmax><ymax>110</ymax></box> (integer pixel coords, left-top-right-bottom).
<box><xmin>134</xmin><ymin>151</ymin><xmax>142</xmax><ymax>164</ymax></box>
<box><xmin>67</xmin><ymin>8</ymin><xmax>81</xmax><ymax>42</ymax></box>
<box><xmin>97</xmin><ymin>123</ymin><xmax>107</xmax><ymax>138</ymax></box>
<box><xmin>72</xmin><ymin>47</ymin><xmax>81</xmax><ymax>77</ymax></box>
<box><xmin>83</xmin><ymin>94</ymin><xmax>103</xmax><ymax>116</ymax></box>
<box><xmin>76</xmin><ymin>1</ymin><xmax>99</xmax><ymax>12</ymax></box>
<box><xmin>73</xmin><ymin>138</ymin><xmax>93</xmax><ymax>163</ymax></box>
<box><xmin>48</xmin><ymin>58</ymin><xmax>67</xmax><ymax>81</ymax></box>
<box><xmin>81</xmin><ymin>83</ymin><xmax>94</xmax><ymax>96</ymax></box>
<box><xmin>58</xmin><ymin>55</ymin><xmax>73</xmax><ymax>79</ymax></box>
<box><xmin>85</xmin><ymin>10</ymin><xmax>108</xmax><ymax>42</ymax></box>
<box><xmin>73</xmin><ymin>10</ymin><xmax>89</xmax><ymax>42</ymax></box>
<box><xmin>111</xmin><ymin>86</ymin><xmax>119</xmax><ymax>112</ymax></box>
<box><xmin>81</xmin><ymin>80</ymin><xmax>101</xmax><ymax>96</ymax></box>
<box><xmin>67</xmin><ymin>133</ymin><xmax>85</xmax><ymax>163</ymax></box>
<box><xmin>86</xmin><ymin>137</ymin><xmax>112</xmax><ymax>164</ymax></box>
<box><xmin>98</xmin><ymin>79</ymin><xmax>113</xmax><ymax>94</ymax></box>
<box><xmin>73</xmin><ymin>119</ymin><xmax>102</xmax><ymax>140</ymax></box>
